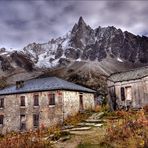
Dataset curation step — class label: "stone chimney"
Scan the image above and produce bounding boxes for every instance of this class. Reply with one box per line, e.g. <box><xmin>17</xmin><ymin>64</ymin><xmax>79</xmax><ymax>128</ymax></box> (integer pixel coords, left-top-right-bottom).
<box><xmin>16</xmin><ymin>81</ymin><xmax>24</xmax><ymax>89</ymax></box>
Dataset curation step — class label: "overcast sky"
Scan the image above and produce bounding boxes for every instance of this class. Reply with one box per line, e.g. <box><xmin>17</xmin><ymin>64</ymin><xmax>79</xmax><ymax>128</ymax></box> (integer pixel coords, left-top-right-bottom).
<box><xmin>0</xmin><ymin>0</ymin><xmax>148</xmax><ymax>50</ymax></box>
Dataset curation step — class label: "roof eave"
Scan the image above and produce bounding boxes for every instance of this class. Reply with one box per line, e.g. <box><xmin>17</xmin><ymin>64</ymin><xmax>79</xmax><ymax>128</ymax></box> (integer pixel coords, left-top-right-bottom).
<box><xmin>0</xmin><ymin>88</ymin><xmax>96</xmax><ymax>96</ymax></box>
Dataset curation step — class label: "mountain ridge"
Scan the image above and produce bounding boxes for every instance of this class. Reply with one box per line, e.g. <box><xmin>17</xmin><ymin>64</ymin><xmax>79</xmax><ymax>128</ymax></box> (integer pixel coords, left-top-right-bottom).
<box><xmin>0</xmin><ymin>17</ymin><xmax>148</xmax><ymax>93</ymax></box>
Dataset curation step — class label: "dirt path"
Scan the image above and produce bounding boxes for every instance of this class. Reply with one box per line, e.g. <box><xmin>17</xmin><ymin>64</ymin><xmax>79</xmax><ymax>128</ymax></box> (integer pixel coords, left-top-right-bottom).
<box><xmin>53</xmin><ymin>127</ymin><xmax>106</xmax><ymax>148</ymax></box>
<box><xmin>53</xmin><ymin>113</ymin><xmax>107</xmax><ymax>148</ymax></box>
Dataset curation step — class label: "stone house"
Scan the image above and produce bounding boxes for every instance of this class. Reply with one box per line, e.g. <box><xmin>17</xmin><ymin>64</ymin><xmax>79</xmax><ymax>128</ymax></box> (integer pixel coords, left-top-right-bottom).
<box><xmin>0</xmin><ymin>77</ymin><xmax>95</xmax><ymax>134</ymax></box>
<box><xmin>107</xmin><ymin>66</ymin><xmax>148</xmax><ymax>110</ymax></box>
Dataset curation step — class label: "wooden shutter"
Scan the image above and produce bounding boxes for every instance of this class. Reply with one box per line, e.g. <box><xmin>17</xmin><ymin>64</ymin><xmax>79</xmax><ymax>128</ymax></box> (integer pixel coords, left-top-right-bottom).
<box><xmin>121</xmin><ymin>87</ymin><xmax>125</xmax><ymax>101</ymax></box>
<box><xmin>0</xmin><ymin>115</ymin><xmax>4</xmax><ymax>125</ymax></box>
<box><xmin>0</xmin><ymin>98</ymin><xmax>4</xmax><ymax>108</ymax></box>
<box><xmin>48</xmin><ymin>94</ymin><xmax>55</xmax><ymax>105</ymax></box>
<box><xmin>34</xmin><ymin>95</ymin><xmax>39</xmax><ymax>106</ymax></box>
<box><xmin>20</xmin><ymin>96</ymin><xmax>25</xmax><ymax>106</ymax></box>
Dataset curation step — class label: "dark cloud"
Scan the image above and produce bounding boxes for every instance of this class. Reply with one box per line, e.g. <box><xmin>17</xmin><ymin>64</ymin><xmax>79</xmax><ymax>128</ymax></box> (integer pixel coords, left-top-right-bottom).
<box><xmin>0</xmin><ymin>0</ymin><xmax>147</xmax><ymax>49</ymax></box>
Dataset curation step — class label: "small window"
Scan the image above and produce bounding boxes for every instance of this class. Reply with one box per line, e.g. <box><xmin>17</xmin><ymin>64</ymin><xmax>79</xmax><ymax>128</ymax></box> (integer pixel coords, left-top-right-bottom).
<box><xmin>0</xmin><ymin>115</ymin><xmax>4</xmax><ymax>125</ymax></box>
<box><xmin>33</xmin><ymin>114</ymin><xmax>39</xmax><ymax>127</ymax></box>
<box><xmin>121</xmin><ymin>87</ymin><xmax>125</xmax><ymax>101</ymax></box>
<box><xmin>20</xmin><ymin>96</ymin><xmax>25</xmax><ymax>106</ymax></box>
<box><xmin>48</xmin><ymin>94</ymin><xmax>55</xmax><ymax>105</ymax></box>
<box><xmin>0</xmin><ymin>98</ymin><xmax>4</xmax><ymax>108</ymax></box>
<box><xmin>34</xmin><ymin>95</ymin><xmax>39</xmax><ymax>106</ymax></box>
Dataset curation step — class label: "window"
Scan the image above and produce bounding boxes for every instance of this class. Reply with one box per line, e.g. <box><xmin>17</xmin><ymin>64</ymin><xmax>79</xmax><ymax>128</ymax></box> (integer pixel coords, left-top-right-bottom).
<box><xmin>126</xmin><ymin>87</ymin><xmax>132</xmax><ymax>101</ymax></box>
<box><xmin>121</xmin><ymin>87</ymin><xmax>125</xmax><ymax>101</ymax></box>
<box><xmin>20</xmin><ymin>115</ymin><xmax>26</xmax><ymax>130</ymax></box>
<box><xmin>34</xmin><ymin>95</ymin><xmax>39</xmax><ymax>106</ymax></box>
<box><xmin>0</xmin><ymin>115</ymin><xmax>4</xmax><ymax>125</ymax></box>
<box><xmin>20</xmin><ymin>96</ymin><xmax>25</xmax><ymax>106</ymax></box>
<box><xmin>33</xmin><ymin>114</ymin><xmax>39</xmax><ymax>127</ymax></box>
<box><xmin>48</xmin><ymin>94</ymin><xmax>55</xmax><ymax>105</ymax></box>
<box><xmin>16</xmin><ymin>81</ymin><xmax>24</xmax><ymax>89</ymax></box>
<box><xmin>0</xmin><ymin>98</ymin><xmax>4</xmax><ymax>108</ymax></box>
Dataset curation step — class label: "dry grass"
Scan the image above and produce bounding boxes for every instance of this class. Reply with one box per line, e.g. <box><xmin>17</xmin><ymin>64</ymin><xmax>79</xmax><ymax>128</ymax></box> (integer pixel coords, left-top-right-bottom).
<box><xmin>64</xmin><ymin>112</ymin><xmax>91</xmax><ymax>126</ymax></box>
<box><xmin>100</xmin><ymin>109</ymin><xmax>148</xmax><ymax>148</ymax></box>
<box><xmin>0</xmin><ymin>129</ymin><xmax>50</xmax><ymax>148</ymax></box>
<box><xmin>0</xmin><ymin>112</ymin><xmax>92</xmax><ymax>147</ymax></box>
<box><xmin>143</xmin><ymin>105</ymin><xmax>148</xmax><ymax>113</ymax></box>
<box><xmin>0</xmin><ymin>108</ymin><xmax>148</xmax><ymax>148</ymax></box>
<box><xmin>76</xmin><ymin>109</ymin><xmax>148</xmax><ymax>148</ymax></box>
<box><xmin>0</xmin><ymin>124</ymin><xmax>66</xmax><ymax>148</ymax></box>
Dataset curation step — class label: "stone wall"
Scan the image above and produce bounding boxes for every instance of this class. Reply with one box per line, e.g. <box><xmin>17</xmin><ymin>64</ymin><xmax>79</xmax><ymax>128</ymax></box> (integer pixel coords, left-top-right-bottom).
<box><xmin>63</xmin><ymin>91</ymin><xmax>95</xmax><ymax>118</ymax></box>
<box><xmin>0</xmin><ymin>90</ymin><xmax>63</xmax><ymax>134</ymax></box>
<box><xmin>0</xmin><ymin>90</ymin><xmax>95</xmax><ymax>134</ymax></box>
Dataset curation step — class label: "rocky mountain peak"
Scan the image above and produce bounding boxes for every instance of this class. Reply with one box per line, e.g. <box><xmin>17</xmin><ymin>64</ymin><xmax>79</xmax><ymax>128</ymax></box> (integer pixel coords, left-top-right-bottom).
<box><xmin>71</xmin><ymin>23</ymin><xmax>78</xmax><ymax>33</ymax></box>
<box><xmin>0</xmin><ymin>17</ymin><xmax>148</xmax><ymax>85</ymax></box>
<box><xmin>71</xmin><ymin>17</ymin><xmax>88</xmax><ymax>34</ymax></box>
<box><xmin>77</xmin><ymin>16</ymin><xmax>87</xmax><ymax>27</ymax></box>
<box><xmin>70</xmin><ymin>17</ymin><xmax>95</xmax><ymax>49</ymax></box>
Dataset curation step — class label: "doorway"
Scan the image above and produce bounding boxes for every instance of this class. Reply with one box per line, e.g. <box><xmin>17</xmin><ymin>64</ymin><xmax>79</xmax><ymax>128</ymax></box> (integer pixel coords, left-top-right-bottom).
<box><xmin>20</xmin><ymin>114</ymin><xmax>26</xmax><ymax>131</ymax></box>
<box><xmin>79</xmin><ymin>94</ymin><xmax>84</xmax><ymax>111</ymax></box>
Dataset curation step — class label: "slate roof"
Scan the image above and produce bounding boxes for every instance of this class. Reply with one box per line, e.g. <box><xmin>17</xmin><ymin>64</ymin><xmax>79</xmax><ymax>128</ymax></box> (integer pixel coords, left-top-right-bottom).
<box><xmin>108</xmin><ymin>66</ymin><xmax>148</xmax><ymax>82</ymax></box>
<box><xmin>0</xmin><ymin>77</ymin><xmax>95</xmax><ymax>95</ymax></box>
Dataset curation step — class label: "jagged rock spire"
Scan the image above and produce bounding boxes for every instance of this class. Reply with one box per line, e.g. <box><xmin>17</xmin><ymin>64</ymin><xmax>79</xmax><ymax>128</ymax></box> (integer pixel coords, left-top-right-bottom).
<box><xmin>78</xmin><ymin>16</ymin><xmax>87</xmax><ymax>27</ymax></box>
<box><xmin>71</xmin><ymin>16</ymin><xmax>87</xmax><ymax>33</ymax></box>
<box><xmin>71</xmin><ymin>23</ymin><xmax>78</xmax><ymax>33</ymax></box>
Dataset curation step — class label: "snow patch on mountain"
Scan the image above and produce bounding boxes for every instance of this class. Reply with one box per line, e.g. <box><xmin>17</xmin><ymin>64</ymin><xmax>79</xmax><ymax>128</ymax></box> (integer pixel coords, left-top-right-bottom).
<box><xmin>117</xmin><ymin>57</ymin><xmax>123</xmax><ymax>62</ymax></box>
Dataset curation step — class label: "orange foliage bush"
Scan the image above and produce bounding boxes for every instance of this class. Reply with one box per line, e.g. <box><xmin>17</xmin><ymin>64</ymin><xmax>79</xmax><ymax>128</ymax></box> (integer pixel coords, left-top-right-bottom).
<box><xmin>143</xmin><ymin>105</ymin><xmax>148</xmax><ymax>113</ymax></box>
<box><xmin>104</xmin><ymin>110</ymin><xmax>148</xmax><ymax>147</ymax></box>
<box><xmin>64</xmin><ymin>112</ymin><xmax>90</xmax><ymax>126</ymax></box>
<box><xmin>94</xmin><ymin>105</ymin><xmax>102</xmax><ymax>112</ymax></box>
<box><xmin>0</xmin><ymin>128</ymin><xmax>50</xmax><ymax>148</ymax></box>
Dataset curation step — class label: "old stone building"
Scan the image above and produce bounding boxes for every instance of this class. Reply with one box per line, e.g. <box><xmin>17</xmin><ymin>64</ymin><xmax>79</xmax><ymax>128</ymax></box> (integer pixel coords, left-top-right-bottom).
<box><xmin>107</xmin><ymin>66</ymin><xmax>148</xmax><ymax>110</ymax></box>
<box><xmin>0</xmin><ymin>77</ymin><xmax>95</xmax><ymax>134</ymax></box>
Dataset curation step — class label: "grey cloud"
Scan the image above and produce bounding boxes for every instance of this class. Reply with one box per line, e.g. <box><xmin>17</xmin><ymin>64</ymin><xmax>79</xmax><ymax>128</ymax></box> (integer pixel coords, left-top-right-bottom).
<box><xmin>0</xmin><ymin>0</ymin><xmax>147</xmax><ymax>49</ymax></box>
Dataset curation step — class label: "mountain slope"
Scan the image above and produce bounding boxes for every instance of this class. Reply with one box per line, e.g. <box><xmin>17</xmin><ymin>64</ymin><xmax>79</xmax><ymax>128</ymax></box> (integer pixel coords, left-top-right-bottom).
<box><xmin>0</xmin><ymin>17</ymin><xmax>148</xmax><ymax>92</ymax></box>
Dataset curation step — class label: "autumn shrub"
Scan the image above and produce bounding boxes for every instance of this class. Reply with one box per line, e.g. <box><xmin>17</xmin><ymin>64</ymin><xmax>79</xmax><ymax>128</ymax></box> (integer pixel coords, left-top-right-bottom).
<box><xmin>101</xmin><ymin>104</ymin><xmax>110</xmax><ymax>112</ymax></box>
<box><xmin>0</xmin><ymin>128</ymin><xmax>52</xmax><ymax>148</ymax></box>
<box><xmin>143</xmin><ymin>105</ymin><xmax>148</xmax><ymax>114</ymax></box>
<box><xmin>0</xmin><ymin>124</ymin><xmax>66</xmax><ymax>148</ymax></box>
<box><xmin>94</xmin><ymin>105</ymin><xmax>102</xmax><ymax>112</ymax></box>
<box><xmin>64</xmin><ymin>112</ymin><xmax>90</xmax><ymax>126</ymax></box>
<box><xmin>102</xmin><ymin>110</ymin><xmax>148</xmax><ymax>148</ymax></box>
<box><xmin>0</xmin><ymin>112</ymin><xmax>91</xmax><ymax>147</ymax></box>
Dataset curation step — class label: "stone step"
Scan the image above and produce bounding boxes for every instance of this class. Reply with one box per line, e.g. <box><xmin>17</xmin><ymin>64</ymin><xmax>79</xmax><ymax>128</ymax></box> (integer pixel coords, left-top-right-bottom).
<box><xmin>88</xmin><ymin>112</ymin><xmax>105</xmax><ymax>120</ymax></box>
<box><xmin>70</xmin><ymin>127</ymin><xmax>91</xmax><ymax>131</ymax></box>
<box><xmin>77</xmin><ymin>122</ymin><xmax>96</xmax><ymax>127</ymax></box>
<box><xmin>94</xmin><ymin>123</ymin><xmax>103</xmax><ymax>127</ymax></box>
<box><xmin>84</xmin><ymin>119</ymin><xmax>105</xmax><ymax>124</ymax></box>
<box><xmin>59</xmin><ymin>135</ymin><xmax>71</xmax><ymax>142</ymax></box>
<box><xmin>62</xmin><ymin>125</ymin><xmax>75</xmax><ymax>130</ymax></box>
